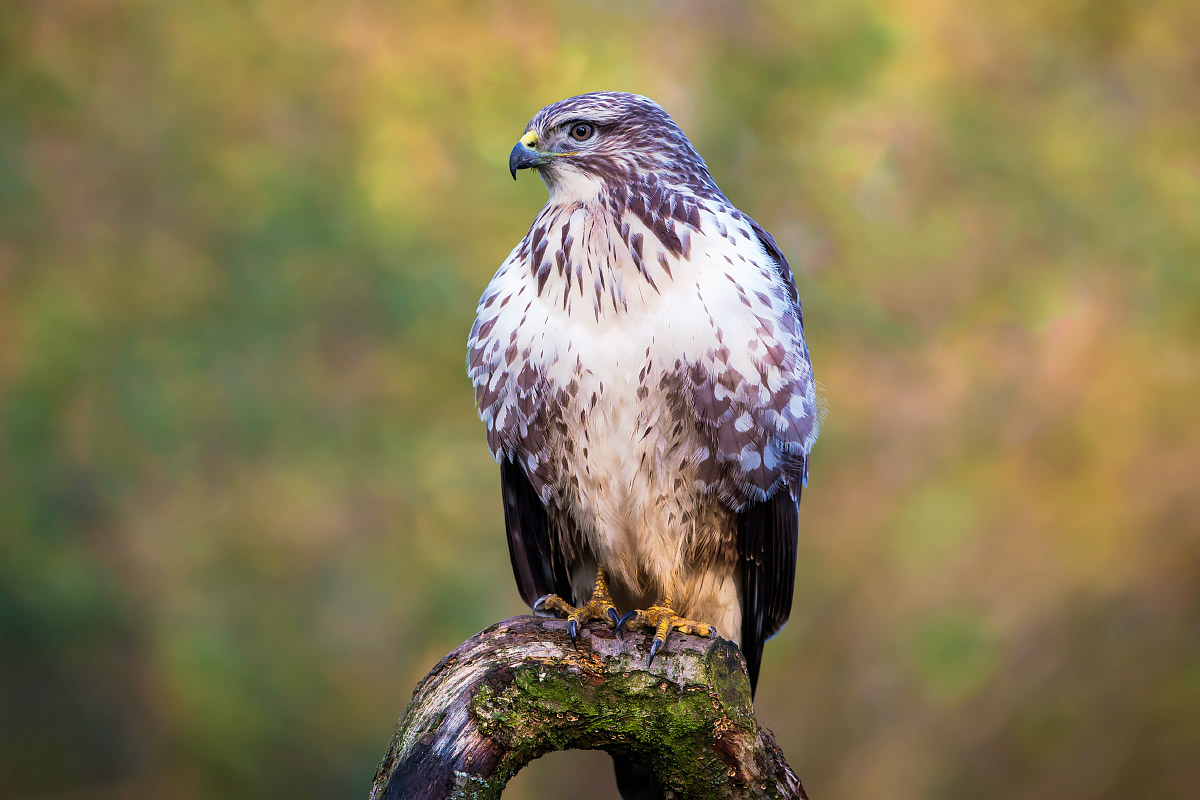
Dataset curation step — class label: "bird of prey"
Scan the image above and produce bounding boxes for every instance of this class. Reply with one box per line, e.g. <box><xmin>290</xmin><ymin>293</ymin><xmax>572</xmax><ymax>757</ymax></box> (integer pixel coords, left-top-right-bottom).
<box><xmin>468</xmin><ymin>91</ymin><xmax>819</xmax><ymax>702</ymax></box>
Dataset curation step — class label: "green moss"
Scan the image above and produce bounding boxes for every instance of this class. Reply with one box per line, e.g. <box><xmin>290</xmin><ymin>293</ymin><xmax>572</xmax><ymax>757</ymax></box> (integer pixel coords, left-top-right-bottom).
<box><xmin>465</xmin><ymin>649</ymin><xmax>763</xmax><ymax>797</ymax></box>
<box><xmin>703</xmin><ymin>639</ymin><xmax>757</xmax><ymax>726</ymax></box>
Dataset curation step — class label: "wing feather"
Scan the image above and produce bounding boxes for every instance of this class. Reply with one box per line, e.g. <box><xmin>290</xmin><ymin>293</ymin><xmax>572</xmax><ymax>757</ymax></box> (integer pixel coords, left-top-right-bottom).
<box><xmin>735</xmin><ymin>219</ymin><xmax>809</xmax><ymax>695</ymax></box>
<box><xmin>500</xmin><ymin>458</ymin><xmax>575</xmax><ymax>608</ymax></box>
<box><xmin>748</xmin><ymin>217</ymin><xmax>803</xmax><ymax>320</ymax></box>
<box><xmin>737</xmin><ymin>484</ymin><xmax>800</xmax><ymax>695</ymax></box>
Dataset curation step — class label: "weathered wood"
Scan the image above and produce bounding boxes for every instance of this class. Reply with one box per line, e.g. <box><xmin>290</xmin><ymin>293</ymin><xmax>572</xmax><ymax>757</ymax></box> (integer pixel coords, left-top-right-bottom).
<box><xmin>370</xmin><ymin>615</ymin><xmax>807</xmax><ymax>799</ymax></box>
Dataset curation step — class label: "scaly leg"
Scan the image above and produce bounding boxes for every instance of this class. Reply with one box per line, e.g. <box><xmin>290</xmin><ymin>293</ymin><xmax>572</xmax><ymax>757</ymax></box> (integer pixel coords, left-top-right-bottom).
<box><xmin>619</xmin><ymin>588</ymin><xmax>717</xmax><ymax>667</ymax></box>
<box><xmin>532</xmin><ymin>566</ymin><xmax>622</xmax><ymax>647</ymax></box>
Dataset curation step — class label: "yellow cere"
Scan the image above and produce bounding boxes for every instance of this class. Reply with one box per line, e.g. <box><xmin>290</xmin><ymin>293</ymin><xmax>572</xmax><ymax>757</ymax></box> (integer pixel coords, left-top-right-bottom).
<box><xmin>519</xmin><ymin>130</ymin><xmax>538</xmax><ymax>148</ymax></box>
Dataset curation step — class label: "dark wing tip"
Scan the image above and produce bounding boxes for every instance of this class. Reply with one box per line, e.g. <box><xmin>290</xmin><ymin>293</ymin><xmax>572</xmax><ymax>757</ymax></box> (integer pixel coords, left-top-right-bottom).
<box><xmin>500</xmin><ymin>458</ymin><xmax>574</xmax><ymax>608</ymax></box>
<box><xmin>737</xmin><ymin>484</ymin><xmax>800</xmax><ymax>696</ymax></box>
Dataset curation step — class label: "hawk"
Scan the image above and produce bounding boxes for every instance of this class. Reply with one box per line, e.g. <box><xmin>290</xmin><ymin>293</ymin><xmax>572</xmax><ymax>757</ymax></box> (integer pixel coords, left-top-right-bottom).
<box><xmin>468</xmin><ymin>90</ymin><xmax>818</xmax><ymax>711</ymax></box>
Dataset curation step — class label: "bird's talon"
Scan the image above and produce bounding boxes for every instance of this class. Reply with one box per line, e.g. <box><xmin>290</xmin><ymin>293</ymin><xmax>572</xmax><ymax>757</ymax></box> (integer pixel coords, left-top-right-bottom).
<box><xmin>530</xmin><ymin>577</ymin><xmax>624</xmax><ymax>646</ymax></box>
<box><xmin>647</xmin><ymin>637</ymin><xmax>664</xmax><ymax>667</ymax></box>
<box><xmin>625</xmin><ymin>603</ymin><xmax>715</xmax><ymax>666</ymax></box>
<box><xmin>608</xmin><ymin>607</ymin><xmax>623</xmax><ymax>638</ymax></box>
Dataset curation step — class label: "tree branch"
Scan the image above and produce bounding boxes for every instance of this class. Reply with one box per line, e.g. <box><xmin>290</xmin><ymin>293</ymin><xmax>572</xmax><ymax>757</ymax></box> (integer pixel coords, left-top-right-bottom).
<box><xmin>369</xmin><ymin>615</ymin><xmax>807</xmax><ymax>799</ymax></box>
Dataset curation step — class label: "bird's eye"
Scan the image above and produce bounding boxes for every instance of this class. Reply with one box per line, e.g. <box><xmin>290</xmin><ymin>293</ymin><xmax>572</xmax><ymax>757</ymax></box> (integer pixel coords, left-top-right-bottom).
<box><xmin>569</xmin><ymin>123</ymin><xmax>595</xmax><ymax>142</ymax></box>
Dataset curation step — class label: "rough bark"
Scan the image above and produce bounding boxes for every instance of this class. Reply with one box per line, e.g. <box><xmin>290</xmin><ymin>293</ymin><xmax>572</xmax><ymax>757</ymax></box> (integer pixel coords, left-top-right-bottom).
<box><xmin>370</xmin><ymin>615</ymin><xmax>807</xmax><ymax>799</ymax></box>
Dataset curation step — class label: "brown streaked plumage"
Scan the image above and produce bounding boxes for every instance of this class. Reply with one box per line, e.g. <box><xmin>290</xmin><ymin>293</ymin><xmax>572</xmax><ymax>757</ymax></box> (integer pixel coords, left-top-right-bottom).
<box><xmin>468</xmin><ymin>92</ymin><xmax>820</xmax><ymax>796</ymax></box>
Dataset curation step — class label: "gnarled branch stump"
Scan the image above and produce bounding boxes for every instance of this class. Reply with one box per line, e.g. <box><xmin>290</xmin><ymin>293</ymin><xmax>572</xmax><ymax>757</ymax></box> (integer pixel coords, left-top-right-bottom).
<box><xmin>370</xmin><ymin>616</ymin><xmax>806</xmax><ymax>799</ymax></box>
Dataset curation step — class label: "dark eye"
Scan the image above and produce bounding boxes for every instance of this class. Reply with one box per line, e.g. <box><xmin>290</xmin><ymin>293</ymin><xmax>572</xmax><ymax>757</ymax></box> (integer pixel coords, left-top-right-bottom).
<box><xmin>569</xmin><ymin>123</ymin><xmax>595</xmax><ymax>142</ymax></box>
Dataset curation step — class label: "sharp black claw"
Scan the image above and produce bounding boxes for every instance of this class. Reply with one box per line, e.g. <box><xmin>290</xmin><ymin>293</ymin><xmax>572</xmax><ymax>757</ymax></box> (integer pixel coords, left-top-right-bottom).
<box><xmin>608</xmin><ymin>607</ymin><xmax>622</xmax><ymax>638</ymax></box>
<box><xmin>568</xmin><ymin>618</ymin><xmax>579</xmax><ymax>647</ymax></box>
<box><xmin>615</xmin><ymin>611</ymin><xmax>637</xmax><ymax>633</ymax></box>
<box><xmin>647</xmin><ymin>637</ymin><xmax>663</xmax><ymax>668</ymax></box>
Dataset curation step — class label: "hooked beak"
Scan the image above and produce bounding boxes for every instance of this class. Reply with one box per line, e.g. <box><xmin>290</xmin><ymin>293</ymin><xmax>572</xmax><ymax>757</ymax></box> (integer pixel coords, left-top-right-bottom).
<box><xmin>509</xmin><ymin>130</ymin><xmax>544</xmax><ymax>179</ymax></box>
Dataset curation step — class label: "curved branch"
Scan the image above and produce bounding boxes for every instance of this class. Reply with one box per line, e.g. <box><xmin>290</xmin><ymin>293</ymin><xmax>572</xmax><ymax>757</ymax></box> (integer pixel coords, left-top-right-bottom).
<box><xmin>369</xmin><ymin>616</ymin><xmax>806</xmax><ymax>799</ymax></box>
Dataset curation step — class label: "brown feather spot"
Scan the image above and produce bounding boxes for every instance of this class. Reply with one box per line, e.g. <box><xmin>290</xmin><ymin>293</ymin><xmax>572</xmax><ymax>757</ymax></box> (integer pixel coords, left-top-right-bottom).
<box><xmin>475</xmin><ymin>316</ymin><xmax>497</xmax><ymax>339</ymax></box>
<box><xmin>517</xmin><ymin>363</ymin><xmax>539</xmax><ymax>391</ymax></box>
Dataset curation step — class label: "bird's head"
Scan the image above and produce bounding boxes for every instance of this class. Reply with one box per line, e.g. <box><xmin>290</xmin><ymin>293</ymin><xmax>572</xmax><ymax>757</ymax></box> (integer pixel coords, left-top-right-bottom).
<box><xmin>508</xmin><ymin>92</ymin><xmax>716</xmax><ymax>202</ymax></box>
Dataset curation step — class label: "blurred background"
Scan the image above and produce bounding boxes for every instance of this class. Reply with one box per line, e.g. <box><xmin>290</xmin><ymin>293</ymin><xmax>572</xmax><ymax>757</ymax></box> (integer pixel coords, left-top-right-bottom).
<box><xmin>2</xmin><ymin>1</ymin><xmax>1198</xmax><ymax>798</ymax></box>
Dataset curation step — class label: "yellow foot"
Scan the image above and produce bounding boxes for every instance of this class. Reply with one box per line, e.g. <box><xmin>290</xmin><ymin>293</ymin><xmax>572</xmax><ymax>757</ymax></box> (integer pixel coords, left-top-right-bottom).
<box><xmin>620</xmin><ymin>604</ymin><xmax>717</xmax><ymax>666</ymax></box>
<box><xmin>532</xmin><ymin>567</ymin><xmax>621</xmax><ymax>647</ymax></box>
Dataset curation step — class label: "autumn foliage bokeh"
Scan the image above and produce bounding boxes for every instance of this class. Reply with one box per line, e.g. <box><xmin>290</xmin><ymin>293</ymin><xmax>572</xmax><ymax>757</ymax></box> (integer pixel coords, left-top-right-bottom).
<box><xmin>2</xmin><ymin>2</ymin><xmax>1198</xmax><ymax>799</ymax></box>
